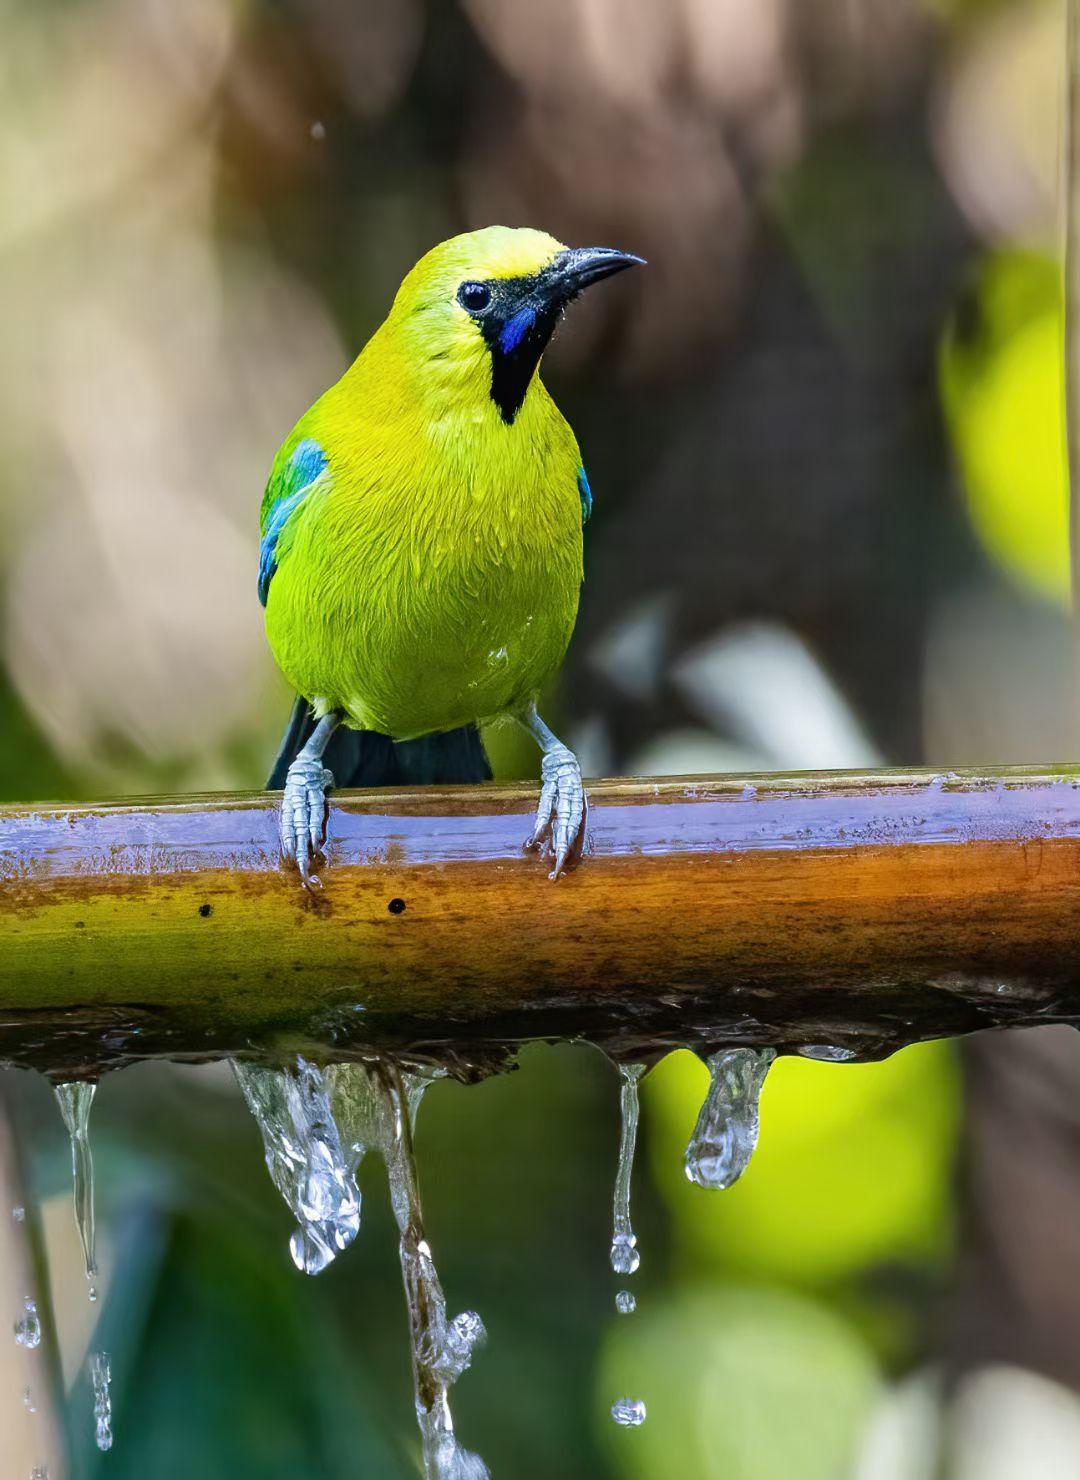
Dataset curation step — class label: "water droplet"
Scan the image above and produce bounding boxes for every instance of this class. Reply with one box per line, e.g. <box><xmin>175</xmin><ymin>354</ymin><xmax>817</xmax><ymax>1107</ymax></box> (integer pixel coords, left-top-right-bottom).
<box><xmin>798</xmin><ymin>1044</ymin><xmax>857</xmax><ymax>1062</ymax></box>
<box><xmin>685</xmin><ymin>1047</ymin><xmax>775</xmax><ymax>1190</ymax></box>
<box><xmin>54</xmin><ymin>1082</ymin><xmax>98</xmax><ymax>1286</ymax></box>
<box><xmin>610</xmin><ymin>1064</ymin><xmax>645</xmax><ymax>1276</ymax></box>
<box><xmin>12</xmin><ymin>1205</ymin><xmax>25</xmax><ymax>1223</ymax></box>
<box><xmin>87</xmin><ymin>1285</ymin><xmax>98</xmax><ymax>1304</ymax></box>
<box><xmin>31</xmin><ymin>1467</ymin><xmax>49</xmax><ymax>1479</ymax></box>
<box><xmin>90</xmin><ymin>1351</ymin><xmax>112</xmax><ymax>1452</ymax></box>
<box><xmin>610</xmin><ymin>1236</ymin><xmax>639</xmax><ymax>1276</ymax></box>
<box><xmin>310</xmin><ymin>120</ymin><xmax>326</xmax><ymax>141</ymax></box>
<box><xmin>435</xmin><ymin>1310</ymin><xmax>487</xmax><ymax>1383</ymax></box>
<box><xmin>14</xmin><ymin>1299</ymin><xmax>41</xmax><ymax>1349</ymax></box>
<box><xmin>615</xmin><ymin>1290</ymin><xmax>636</xmax><ymax>1315</ymax></box>
<box><xmin>611</xmin><ymin>1397</ymin><xmax>646</xmax><ymax>1427</ymax></box>
<box><xmin>23</xmin><ymin>1386</ymin><xmax>36</xmax><ymax>1412</ymax></box>
<box><xmin>233</xmin><ymin>1058</ymin><xmax>361</xmax><ymax>1275</ymax></box>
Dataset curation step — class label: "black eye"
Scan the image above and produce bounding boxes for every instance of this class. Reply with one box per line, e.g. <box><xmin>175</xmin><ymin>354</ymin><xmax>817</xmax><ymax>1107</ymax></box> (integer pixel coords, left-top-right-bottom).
<box><xmin>458</xmin><ymin>281</ymin><xmax>492</xmax><ymax>314</ymax></box>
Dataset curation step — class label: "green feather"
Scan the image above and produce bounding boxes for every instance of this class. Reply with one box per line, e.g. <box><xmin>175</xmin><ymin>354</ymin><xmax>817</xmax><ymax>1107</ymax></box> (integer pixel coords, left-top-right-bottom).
<box><xmin>260</xmin><ymin>226</ymin><xmax>585</xmax><ymax>742</ymax></box>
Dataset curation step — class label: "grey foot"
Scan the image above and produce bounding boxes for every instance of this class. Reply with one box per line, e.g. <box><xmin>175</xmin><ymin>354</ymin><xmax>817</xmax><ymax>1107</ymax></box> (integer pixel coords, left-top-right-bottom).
<box><xmin>280</xmin><ymin>757</ymin><xmax>334</xmax><ymax>889</ymax></box>
<box><xmin>525</xmin><ymin>745</ymin><xmax>587</xmax><ymax>880</ymax></box>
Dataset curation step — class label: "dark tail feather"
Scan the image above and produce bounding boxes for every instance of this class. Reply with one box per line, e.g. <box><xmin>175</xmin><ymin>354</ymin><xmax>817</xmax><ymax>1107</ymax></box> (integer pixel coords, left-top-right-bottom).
<box><xmin>266</xmin><ymin>696</ymin><xmax>492</xmax><ymax>789</ymax></box>
<box><xmin>266</xmin><ymin>696</ymin><xmax>311</xmax><ymax>789</ymax></box>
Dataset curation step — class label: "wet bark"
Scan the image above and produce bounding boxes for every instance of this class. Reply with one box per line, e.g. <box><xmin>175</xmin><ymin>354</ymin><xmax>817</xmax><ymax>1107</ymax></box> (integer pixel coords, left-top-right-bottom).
<box><xmin>1</xmin><ymin>766</ymin><xmax>1079</xmax><ymax>1079</ymax></box>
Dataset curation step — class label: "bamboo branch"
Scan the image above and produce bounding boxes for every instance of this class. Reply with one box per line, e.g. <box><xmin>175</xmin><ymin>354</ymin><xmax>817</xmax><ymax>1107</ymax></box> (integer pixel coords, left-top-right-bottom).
<box><xmin>2</xmin><ymin>767</ymin><xmax>1080</xmax><ymax>1078</ymax></box>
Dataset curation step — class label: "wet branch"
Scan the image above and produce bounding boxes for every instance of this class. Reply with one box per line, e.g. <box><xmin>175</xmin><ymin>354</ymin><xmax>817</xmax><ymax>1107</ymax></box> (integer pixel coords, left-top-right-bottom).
<box><xmin>2</xmin><ymin>766</ymin><xmax>1080</xmax><ymax>1077</ymax></box>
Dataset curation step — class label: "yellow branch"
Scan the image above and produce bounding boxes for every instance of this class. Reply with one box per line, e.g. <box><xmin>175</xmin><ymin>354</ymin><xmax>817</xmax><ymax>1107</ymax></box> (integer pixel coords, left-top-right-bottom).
<box><xmin>2</xmin><ymin>767</ymin><xmax>1080</xmax><ymax>1077</ymax></box>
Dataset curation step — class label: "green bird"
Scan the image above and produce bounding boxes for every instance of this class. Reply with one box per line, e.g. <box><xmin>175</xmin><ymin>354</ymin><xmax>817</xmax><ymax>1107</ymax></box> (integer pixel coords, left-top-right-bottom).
<box><xmin>260</xmin><ymin>226</ymin><xmax>642</xmax><ymax>886</ymax></box>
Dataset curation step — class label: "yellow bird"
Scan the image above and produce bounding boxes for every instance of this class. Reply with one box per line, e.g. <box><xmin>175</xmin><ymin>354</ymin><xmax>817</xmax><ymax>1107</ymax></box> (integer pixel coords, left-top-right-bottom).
<box><xmin>259</xmin><ymin>226</ymin><xmax>642</xmax><ymax>884</ymax></box>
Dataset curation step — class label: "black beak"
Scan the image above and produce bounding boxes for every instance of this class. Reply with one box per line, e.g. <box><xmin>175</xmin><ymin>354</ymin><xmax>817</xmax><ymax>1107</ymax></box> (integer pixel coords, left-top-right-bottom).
<box><xmin>483</xmin><ymin>245</ymin><xmax>643</xmax><ymax>424</ymax></box>
<box><xmin>546</xmin><ymin>246</ymin><xmax>645</xmax><ymax>301</ymax></box>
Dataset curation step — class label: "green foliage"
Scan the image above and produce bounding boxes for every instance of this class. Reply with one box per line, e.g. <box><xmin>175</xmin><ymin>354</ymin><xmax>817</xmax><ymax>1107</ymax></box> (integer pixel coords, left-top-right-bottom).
<box><xmin>940</xmin><ymin>251</ymin><xmax>1069</xmax><ymax>605</ymax></box>
<box><xmin>599</xmin><ymin>1287</ymin><xmax>881</xmax><ymax>1480</ymax></box>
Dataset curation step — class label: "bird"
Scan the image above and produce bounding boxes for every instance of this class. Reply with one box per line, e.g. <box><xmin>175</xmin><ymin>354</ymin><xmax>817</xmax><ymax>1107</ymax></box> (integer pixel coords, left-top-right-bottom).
<box><xmin>259</xmin><ymin>225</ymin><xmax>642</xmax><ymax>887</ymax></box>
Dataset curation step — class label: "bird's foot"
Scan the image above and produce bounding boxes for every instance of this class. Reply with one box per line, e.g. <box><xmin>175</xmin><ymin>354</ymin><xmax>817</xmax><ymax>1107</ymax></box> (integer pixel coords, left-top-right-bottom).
<box><xmin>525</xmin><ymin>744</ymin><xmax>587</xmax><ymax>880</ymax></box>
<box><xmin>280</xmin><ymin>757</ymin><xmax>334</xmax><ymax>889</ymax></box>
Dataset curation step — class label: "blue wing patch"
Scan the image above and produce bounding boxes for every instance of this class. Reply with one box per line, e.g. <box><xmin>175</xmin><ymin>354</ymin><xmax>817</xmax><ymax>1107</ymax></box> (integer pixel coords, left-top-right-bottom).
<box><xmin>576</xmin><ymin>466</ymin><xmax>592</xmax><ymax>525</ymax></box>
<box><xmin>258</xmin><ymin>438</ymin><xmax>327</xmax><ymax>606</ymax></box>
<box><xmin>288</xmin><ymin>438</ymin><xmax>327</xmax><ymax>490</ymax></box>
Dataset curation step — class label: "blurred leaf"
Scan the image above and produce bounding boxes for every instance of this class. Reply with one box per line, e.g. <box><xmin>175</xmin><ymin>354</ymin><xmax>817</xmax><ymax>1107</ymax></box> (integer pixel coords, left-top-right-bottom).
<box><xmin>940</xmin><ymin>250</ymin><xmax>1069</xmax><ymax>605</ymax></box>
<box><xmin>598</xmin><ymin>1285</ymin><xmax>881</xmax><ymax>1480</ymax></box>
<box><xmin>0</xmin><ymin>675</ymin><xmax>75</xmax><ymax>803</ymax></box>
<box><xmin>646</xmin><ymin>1045</ymin><xmax>959</xmax><ymax>1289</ymax></box>
<box><xmin>81</xmin><ymin>1216</ymin><xmax>404</xmax><ymax>1480</ymax></box>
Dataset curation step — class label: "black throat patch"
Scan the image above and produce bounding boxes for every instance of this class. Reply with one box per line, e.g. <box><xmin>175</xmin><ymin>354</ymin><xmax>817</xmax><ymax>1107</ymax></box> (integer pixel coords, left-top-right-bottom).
<box><xmin>475</xmin><ymin>275</ymin><xmax>563</xmax><ymax>425</ymax></box>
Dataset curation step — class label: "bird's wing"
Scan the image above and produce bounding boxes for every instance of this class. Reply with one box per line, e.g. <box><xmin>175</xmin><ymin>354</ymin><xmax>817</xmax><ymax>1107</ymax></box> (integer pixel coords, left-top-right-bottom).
<box><xmin>258</xmin><ymin>437</ymin><xmax>328</xmax><ymax>606</ymax></box>
<box><xmin>577</xmin><ymin>465</ymin><xmax>592</xmax><ymax>525</ymax></box>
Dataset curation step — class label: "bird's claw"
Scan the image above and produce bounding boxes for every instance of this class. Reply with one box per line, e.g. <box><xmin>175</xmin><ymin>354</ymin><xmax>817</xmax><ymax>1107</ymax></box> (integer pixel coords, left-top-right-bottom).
<box><xmin>525</xmin><ymin>745</ymin><xmax>587</xmax><ymax>880</ymax></box>
<box><xmin>280</xmin><ymin>757</ymin><xmax>334</xmax><ymax>889</ymax></box>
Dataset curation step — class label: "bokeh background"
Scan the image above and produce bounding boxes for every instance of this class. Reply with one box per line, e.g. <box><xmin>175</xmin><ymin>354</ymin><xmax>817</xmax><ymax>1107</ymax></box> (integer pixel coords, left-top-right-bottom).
<box><xmin>1</xmin><ymin>0</ymin><xmax>1077</xmax><ymax>1475</ymax></box>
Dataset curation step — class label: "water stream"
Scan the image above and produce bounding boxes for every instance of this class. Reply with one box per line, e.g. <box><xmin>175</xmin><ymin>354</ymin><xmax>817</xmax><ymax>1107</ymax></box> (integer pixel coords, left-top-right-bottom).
<box><xmin>608</xmin><ymin>1063</ymin><xmax>647</xmax><ymax>1430</ymax></box>
<box><xmin>609</xmin><ymin>1065</ymin><xmax>645</xmax><ymax>1277</ymax></box>
<box><xmin>233</xmin><ymin>1058</ymin><xmax>361</xmax><ymax>1275</ymax></box>
<box><xmin>365</xmin><ymin>1063</ymin><xmax>488</xmax><ymax>1479</ymax></box>
<box><xmin>34</xmin><ymin>1041</ymin><xmax>792</xmax><ymax>1465</ymax></box>
<box><xmin>237</xmin><ymin>1057</ymin><xmax>486</xmax><ymax>1477</ymax></box>
<box><xmin>89</xmin><ymin>1350</ymin><xmax>112</xmax><ymax>1452</ymax></box>
<box><xmin>54</xmin><ymin>1083</ymin><xmax>98</xmax><ymax>1296</ymax></box>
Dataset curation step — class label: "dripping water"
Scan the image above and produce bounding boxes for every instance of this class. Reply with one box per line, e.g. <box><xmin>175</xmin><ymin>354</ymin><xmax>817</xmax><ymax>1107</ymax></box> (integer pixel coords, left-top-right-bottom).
<box><xmin>684</xmin><ymin>1048</ymin><xmax>776</xmax><ymax>1190</ymax></box>
<box><xmin>233</xmin><ymin>1058</ymin><xmax>360</xmax><ymax>1275</ymax></box>
<box><xmin>611</xmin><ymin>1398</ymin><xmax>647</xmax><ymax>1428</ymax></box>
<box><xmin>610</xmin><ymin>1065</ymin><xmax>645</xmax><ymax>1276</ymax></box>
<box><xmin>364</xmin><ymin>1062</ymin><xmax>488</xmax><ymax>1480</ymax></box>
<box><xmin>89</xmin><ymin>1351</ymin><xmax>112</xmax><ymax>1452</ymax></box>
<box><xmin>54</xmin><ymin>1082</ymin><xmax>98</xmax><ymax>1290</ymax></box>
<box><xmin>236</xmin><ymin>1056</ymin><xmax>484</xmax><ymax>1472</ymax></box>
<box><xmin>608</xmin><ymin>1064</ymin><xmax>647</xmax><ymax>1429</ymax></box>
<box><xmin>13</xmin><ymin>1298</ymin><xmax>40</xmax><ymax>1349</ymax></box>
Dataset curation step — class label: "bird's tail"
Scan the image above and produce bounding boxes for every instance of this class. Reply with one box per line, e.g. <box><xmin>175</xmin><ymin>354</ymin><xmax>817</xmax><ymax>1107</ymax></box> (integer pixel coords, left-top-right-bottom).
<box><xmin>266</xmin><ymin>696</ymin><xmax>492</xmax><ymax>789</ymax></box>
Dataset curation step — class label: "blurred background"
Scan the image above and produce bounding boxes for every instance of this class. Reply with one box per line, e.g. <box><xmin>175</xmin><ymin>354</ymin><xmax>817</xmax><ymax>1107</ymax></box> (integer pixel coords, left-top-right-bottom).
<box><xmin>0</xmin><ymin>0</ymin><xmax>1076</xmax><ymax>1474</ymax></box>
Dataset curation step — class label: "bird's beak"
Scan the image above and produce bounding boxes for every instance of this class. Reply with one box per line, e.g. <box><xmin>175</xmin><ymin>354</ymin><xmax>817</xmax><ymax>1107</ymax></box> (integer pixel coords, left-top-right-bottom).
<box><xmin>545</xmin><ymin>247</ymin><xmax>645</xmax><ymax>302</ymax></box>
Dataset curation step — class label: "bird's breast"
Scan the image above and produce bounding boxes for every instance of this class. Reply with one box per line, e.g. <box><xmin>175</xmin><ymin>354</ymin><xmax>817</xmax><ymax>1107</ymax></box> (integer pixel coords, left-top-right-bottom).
<box><xmin>267</xmin><ymin>457</ymin><xmax>582</xmax><ymax>738</ymax></box>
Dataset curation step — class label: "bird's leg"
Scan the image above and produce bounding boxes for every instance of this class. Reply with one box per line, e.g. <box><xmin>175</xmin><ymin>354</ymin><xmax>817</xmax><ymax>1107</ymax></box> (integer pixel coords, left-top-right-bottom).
<box><xmin>280</xmin><ymin>709</ymin><xmax>341</xmax><ymax>889</ymax></box>
<box><xmin>519</xmin><ymin>704</ymin><xmax>588</xmax><ymax>880</ymax></box>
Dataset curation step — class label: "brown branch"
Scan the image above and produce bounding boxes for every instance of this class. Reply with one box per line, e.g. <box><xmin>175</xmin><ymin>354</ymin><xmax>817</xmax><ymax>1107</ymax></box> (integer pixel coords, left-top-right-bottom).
<box><xmin>2</xmin><ymin>767</ymin><xmax>1080</xmax><ymax>1078</ymax></box>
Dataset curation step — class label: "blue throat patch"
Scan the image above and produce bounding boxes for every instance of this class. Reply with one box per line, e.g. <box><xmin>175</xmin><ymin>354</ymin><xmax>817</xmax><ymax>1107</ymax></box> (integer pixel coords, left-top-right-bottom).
<box><xmin>499</xmin><ymin>307</ymin><xmax>536</xmax><ymax>356</ymax></box>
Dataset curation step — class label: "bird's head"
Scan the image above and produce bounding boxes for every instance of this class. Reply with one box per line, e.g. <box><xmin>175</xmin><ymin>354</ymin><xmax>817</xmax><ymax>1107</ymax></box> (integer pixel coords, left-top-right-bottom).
<box><xmin>386</xmin><ymin>226</ymin><xmax>643</xmax><ymax>425</ymax></box>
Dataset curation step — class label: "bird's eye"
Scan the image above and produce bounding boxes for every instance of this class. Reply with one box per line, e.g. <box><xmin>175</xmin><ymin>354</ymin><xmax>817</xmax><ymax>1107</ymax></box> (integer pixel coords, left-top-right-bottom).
<box><xmin>458</xmin><ymin>282</ymin><xmax>492</xmax><ymax>314</ymax></box>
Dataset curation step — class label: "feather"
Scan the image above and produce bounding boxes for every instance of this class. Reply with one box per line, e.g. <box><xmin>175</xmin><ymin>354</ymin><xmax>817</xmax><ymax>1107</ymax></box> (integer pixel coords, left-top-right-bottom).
<box><xmin>577</xmin><ymin>466</ymin><xmax>593</xmax><ymax>525</ymax></box>
<box><xmin>258</xmin><ymin>439</ymin><xmax>327</xmax><ymax>606</ymax></box>
<box><xmin>267</xmin><ymin>697</ymin><xmax>490</xmax><ymax>789</ymax></box>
